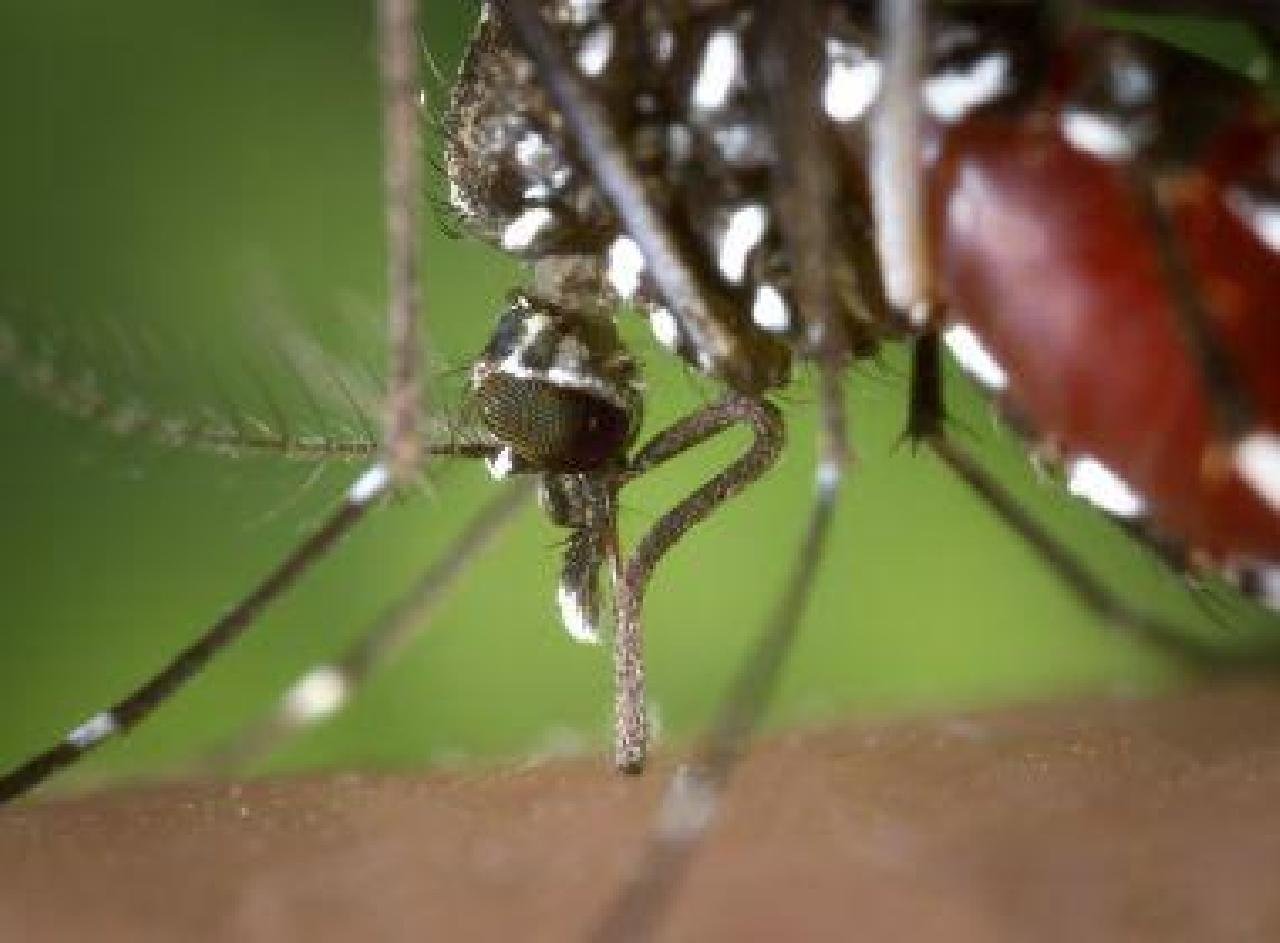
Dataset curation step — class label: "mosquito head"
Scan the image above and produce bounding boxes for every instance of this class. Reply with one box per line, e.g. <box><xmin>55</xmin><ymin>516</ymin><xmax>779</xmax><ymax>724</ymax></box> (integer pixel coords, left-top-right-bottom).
<box><xmin>470</xmin><ymin>291</ymin><xmax>643</xmax><ymax>478</ymax></box>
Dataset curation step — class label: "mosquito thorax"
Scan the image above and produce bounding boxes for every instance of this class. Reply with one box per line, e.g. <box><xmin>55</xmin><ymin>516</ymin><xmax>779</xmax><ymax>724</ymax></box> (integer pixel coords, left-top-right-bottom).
<box><xmin>470</xmin><ymin>291</ymin><xmax>642</xmax><ymax>479</ymax></box>
<box><xmin>445</xmin><ymin>0</ymin><xmax>927</xmax><ymax>394</ymax></box>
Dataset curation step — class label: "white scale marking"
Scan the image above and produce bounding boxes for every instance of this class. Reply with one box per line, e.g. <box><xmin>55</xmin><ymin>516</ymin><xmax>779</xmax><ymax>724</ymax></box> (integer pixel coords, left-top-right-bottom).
<box><xmin>1235</xmin><ymin>431</ymin><xmax>1280</xmax><ymax>513</ymax></box>
<box><xmin>575</xmin><ymin>23</ymin><xmax>614</xmax><ymax>78</ymax></box>
<box><xmin>448</xmin><ymin>177</ymin><xmax>473</xmax><ymax>218</ymax></box>
<box><xmin>751</xmin><ymin>283</ymin><xmax>790</xmax><ymax>333</ymax></box>
<box><xmin>486</xmin><ymin>446</ymin><xmax>516</xmax><ymax>481</ymax></box>
<box><xmin>501</xmin><ymin>206</ymin><xmax>556</xmax><ymax>252</ymax></box>
<box><xmin>653</xmin><ymin>29</ymin><xmax>675</xmax><ymax>64</ymax></box>
<box><xmin>348</xmin><ymin>462</ymin><xmax>390</xmax><ymax>505</ymax></box>
<box><xmin>557</xmin><ymin>582</ymin><xmax>601</xmax><ymax>645</ymax></box>
<box><xmin>607</xmin><ymin>235</ymin><xmax>646</xmax><ymax>299</ymax></box>
<box><xmin>823</xmin><ymin>40</ymin><xmax>881</xmax><ymax>123</ymax></box>
<box><xmin>649</xmin><ymin>307</ymin><xmax>681</xmax><ymax>351</ymax></box>
<box><xmin>515</xmin><ymin>130</ymin><xmax>551</xmax><ymax>168</ymax></box>
<box><xmin>66</xmin><ymin>711</ymin><xmax>118</xmax><ymax>749</ymax></box>
<box><xmin>1060</xmin><ymin>109</ymin><xmax>1135</xmax><ymax>161</ymax></box>
<box><xmin>943</xmin><ymin>324</ymin><xmax>1008</xmax><ymax>392</ymax></box>
<box><xmin>282</xmin><ymin>666</ymin><xmax>350</xmax><ymax>725</ymax></box>
<box><xmin>923</xmin><ymin>51</ymin><xmax>1010</xmax><ymax>123</ymax></box>
<box><xmin>816</xmin><ymin>456</ymin><xmax>844</xmax><ymax>497</ymax></box>
<box><xmin>691</xmin><ymin>29</ymin><xmax>741</xmax><ymax>111</ymax></box>
<box><xmin>1226</xmin><ymin>188</ymin><xmax>1280</xmax><ymax>255</ymax></box>
<box><xmin>717</xmin><ymin>203</ymin><xmax>768</xmax><ymax>284</ymax></box>
<box><xmin>561</xmin><ymin>0</ymin><xmax>603</xmax><ymax>26</ymax></box>
<box><xmin>1067</xmin><ymin>456</ymin><xmax>1147</xmax><ymax>519</ymax></box>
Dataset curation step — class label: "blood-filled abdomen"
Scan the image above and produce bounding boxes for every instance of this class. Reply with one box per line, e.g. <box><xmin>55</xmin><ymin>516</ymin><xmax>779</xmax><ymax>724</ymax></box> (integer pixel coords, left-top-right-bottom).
<box><xmin>931</xmin><ymin>105</ymin><xmax>1280</xmax><ymax>566</ymax></box>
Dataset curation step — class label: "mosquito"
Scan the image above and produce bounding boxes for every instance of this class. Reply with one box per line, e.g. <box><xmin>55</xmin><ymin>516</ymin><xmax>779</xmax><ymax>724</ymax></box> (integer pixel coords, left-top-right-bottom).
<box><xmin>2</xmin><ymin>0</ymin><xmax>1279</xmax><ymax>936</ymax></box>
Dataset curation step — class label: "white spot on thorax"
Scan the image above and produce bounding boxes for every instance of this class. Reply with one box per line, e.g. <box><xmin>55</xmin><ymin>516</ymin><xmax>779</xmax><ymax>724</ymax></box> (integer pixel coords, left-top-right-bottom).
<box><xmin>923</xmin><ymin>52</ymin><xmax>1010</xmax><ymax>123</ymax></box>
<box><xmin>649</xmin><ymin>306</ymin><xmax>680</xmax><ymax>351</ymax></box>
<box><xmin>66</xmin><ymin>711</ymin><xmax>118</xmax><ymax>749</ymax></box>
<box><xmin>692</xmin><ymin>29</ymin><xmax>742</xmax><ymax>111</ymax></box>
<box><xmin>1067</xmin><ymin>456</ymin><xmax>1147</xmax><ymax>519</ymax></box>
<box><xmin>348</xmin><ymin>462</ymin><xmax>390</xmax><ymax>504</ymax></box>
<box><xmin>824</xmin><ymin>40</ymin><xmax>881</xmax><ymax>123</ymax></box>
<box><xmin>515</xmin><ymin>130</ymin><xmax>551</xmax><ymax>168</ymax></box>
<box><xmin>667</xmin><ymin>123</ymin><xmax>693</xmax><ymax>162</ymax></box>
<box><xmin>1235</xmin><ymin>431</ymin><xmax>1280</xmax><ymax>513</ymax></box>
<box><xmin>576</xmin><ymin>23</ymin><xmax>614</xmax><ymax>77</ymax></box>
<box><xmin>717</xmin><ymin>203</ymin><xmax>769</xmax><ymax>284</ymax></box>
<box><xmin>557</xmin><ymin>581</ymin><xmax>601</xmax><ymax>644</ymax></box>
<box><xmin>607</xmin><ymin>235</ymin><xmax>646</xmax><ymax>299</ymax></box>
<box><xmin>943</xmin><ymin>324</ymin><xmax>1008</xmax><ymax>392</ymax></box>
<box><xmin>282</xmin><ymin>666</ymin><xmax>350</xmax><ymax>724</ymax></box>
<box><xmin>1060</xmin><ymin>109</ymin><xmax>1136</xmax><ymax>161</ymax></box>
<box><xmin>501</xmin><ymin>206</ymin><xmax>556</xmax><ymax>252</ymax></box>
<box><xmin>1227</xmin><ymin>187</ymin><xmax>1280</xmax><ymax>255</ymax></box>
<box><xmin>751</xmin><ymin>283</ymin><xmax>790</xmax><ymax>332</ymax></box>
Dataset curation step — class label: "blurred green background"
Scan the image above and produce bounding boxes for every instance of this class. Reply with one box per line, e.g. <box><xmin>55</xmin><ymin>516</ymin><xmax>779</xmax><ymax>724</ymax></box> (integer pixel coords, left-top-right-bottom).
<box><xmin>0</xmin><ymin>1</ymin><xmax>1274</xmax><ymax>792</ymax></box>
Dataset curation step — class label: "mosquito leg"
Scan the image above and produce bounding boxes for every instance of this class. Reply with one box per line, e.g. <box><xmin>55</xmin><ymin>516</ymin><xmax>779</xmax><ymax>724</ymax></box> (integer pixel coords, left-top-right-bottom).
<box><xmin>1124</xmin><ymin>158</ymin><xmax>1280</xmax><ymax>515</ymax></box>
<box><xmin>869</xmin><ymin>0</ymin><xmax>934</xmax><ymax>331</ymax></box>
<box><xmin>1126</xmin><ymin>163</ymin><xmax>1257</xmax><ymax>444</ymax></box>
<box><xmin>610</xmin><ymin>396</ymin><xmax>786</xmax><ymax>773</ymax></box>
<box><xmin>201</xmin><ymin>477</ymin><xmax>535</xmax><ymax>773</ymax></box>
<box><xmin>0</xmin><ymin>463</ymin><xmax>395</xmax><ymax>805</ymax></box>
<box><xmin>594</xmin><ymin>391</ymin><xmax>847</xmax><ymax>942</ymax></box>
<box><xmin>378</xmin><ymin>0</ymin><xmax>424</xmax><ymax>484</ymax></box>
<box><xmin>911</xmin><ymin>333</ymin><xmax>1280</xmax><ymax>670</ymax></box>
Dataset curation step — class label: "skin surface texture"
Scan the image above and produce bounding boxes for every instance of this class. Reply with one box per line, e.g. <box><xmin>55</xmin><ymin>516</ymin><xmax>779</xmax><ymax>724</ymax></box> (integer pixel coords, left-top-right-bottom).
<box><xmin>3</xmin><ymin>681</ymin><xmax>1280</xmax><ymax>942</ymax></box>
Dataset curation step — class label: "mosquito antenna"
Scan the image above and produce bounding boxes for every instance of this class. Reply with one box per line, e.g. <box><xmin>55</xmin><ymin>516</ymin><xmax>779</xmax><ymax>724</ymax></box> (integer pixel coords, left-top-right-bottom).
<box><xmin>203</xmin><ymin>477</ymin><xmax>535</xmax><ymax>772</ymax></box>
<box><xmin>0</xmin><ymin>321</ymin><xmax>382</xmax><ymax>463</ymax></box>
<box><xmin>379</xmin><ymin>0</ymin><xmax>425</xmax><ymax>484</ymax></box>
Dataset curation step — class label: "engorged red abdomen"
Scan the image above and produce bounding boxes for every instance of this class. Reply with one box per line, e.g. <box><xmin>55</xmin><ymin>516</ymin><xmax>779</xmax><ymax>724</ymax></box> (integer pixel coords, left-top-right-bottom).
<box><xmin>930</xmin><ymin>112</ymin><xmax>1280</xmax><ymax>563</ymax></box>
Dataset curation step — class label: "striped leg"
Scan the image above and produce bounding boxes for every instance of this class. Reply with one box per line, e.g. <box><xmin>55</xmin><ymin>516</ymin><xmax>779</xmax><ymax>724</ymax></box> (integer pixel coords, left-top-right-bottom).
<box><xmin>203</xmin><ymin>478</ymin><xmax>534</xmax><ymax>772</ymax></box>
<box><xmin>910</xmin><ymin>332</ymin><xmax>1280</xmax><ymax>670</ymax></box>
<box><xmin>611</xmin><ymin>396</ymin><xmax>787</xmax><ymax>774</ymax></box>
<box><xmin>0</xmin><ymin>463</ymin><xmax>392</xmax><ymax>804</ymax></box>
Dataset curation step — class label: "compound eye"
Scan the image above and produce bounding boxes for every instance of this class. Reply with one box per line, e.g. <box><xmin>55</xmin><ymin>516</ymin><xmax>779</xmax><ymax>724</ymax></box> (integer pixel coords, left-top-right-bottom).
<box><xmin>471</xmin><ymin>293</ymin><xmax>642</xmax><ymax>473</ymax></box>
<box><xmin>475</xmin><ymin>371</ymin><xmax>633</xmax><ymax>472</ymax></box>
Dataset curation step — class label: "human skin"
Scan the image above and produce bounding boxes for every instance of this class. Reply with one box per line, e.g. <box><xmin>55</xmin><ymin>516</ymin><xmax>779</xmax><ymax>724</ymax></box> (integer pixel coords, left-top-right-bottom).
<box><xmin>3</xmin><ymin>680</ymin><xmax>1279</xmax><ymax>942</ymax></box>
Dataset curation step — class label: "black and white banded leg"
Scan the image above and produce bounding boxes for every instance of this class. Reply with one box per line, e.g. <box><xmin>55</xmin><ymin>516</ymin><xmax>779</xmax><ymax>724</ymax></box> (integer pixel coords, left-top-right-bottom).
<box><xmin>0</xmin><ymin>0</ymin><xmax>436</xmax><ymax>803</ymax></box>
<box><xmin>0</xmin><ymin>462</ymin><xmax>393</xmax><ymax>804</ymax></box>
<box><xmin>202</xmin><ymin>477</ymin><xmax>535</xmax><ymax>773</ymax></box>
<box><xmin>911</xmin><ymin>332</ymin><xmax>1280</xmax><ymax>671</ymax></box>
